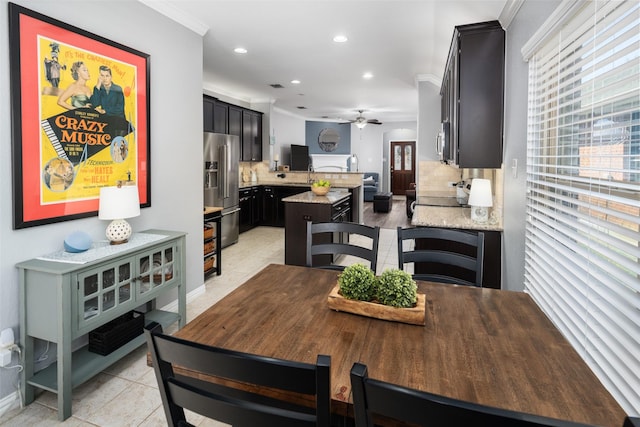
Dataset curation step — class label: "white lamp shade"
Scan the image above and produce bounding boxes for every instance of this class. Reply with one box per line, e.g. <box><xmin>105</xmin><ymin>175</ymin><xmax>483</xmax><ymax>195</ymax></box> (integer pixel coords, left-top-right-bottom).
<box><xmin>98</xmin><ymin>185</ymin><xmax>140</xmax><ymax>220</ymax></box>
<box><xmin>468</xmin><ymin>179</ymin><xmax>493</xmax><ymax>207</ymax></box>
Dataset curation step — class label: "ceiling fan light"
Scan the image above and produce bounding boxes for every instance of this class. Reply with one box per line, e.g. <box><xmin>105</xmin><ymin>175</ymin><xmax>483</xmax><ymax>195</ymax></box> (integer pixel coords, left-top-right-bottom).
<box><xmin>356</xmin><ymin>121</ymin><xmax>367</xmax><ymax>129</ymax></box>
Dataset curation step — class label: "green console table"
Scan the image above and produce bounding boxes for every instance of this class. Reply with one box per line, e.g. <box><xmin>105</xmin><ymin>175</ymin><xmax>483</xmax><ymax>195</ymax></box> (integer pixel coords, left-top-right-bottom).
<box><xmin>16</xmin><ymin>229</ymin><xmax>187</xmax><ymax>421</ymax></box>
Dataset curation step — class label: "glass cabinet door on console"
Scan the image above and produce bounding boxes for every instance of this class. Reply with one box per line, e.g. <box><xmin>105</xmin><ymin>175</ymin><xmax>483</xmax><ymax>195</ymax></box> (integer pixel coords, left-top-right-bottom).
<box><xmin>76</xmin><ymin>259</ymin><xmax>134</xmax><ymax>329</ymax></box>
<box><xmin>137</xmin><ymin>243</ymin><xmax>177</xmax><ymax>297</ymax></box>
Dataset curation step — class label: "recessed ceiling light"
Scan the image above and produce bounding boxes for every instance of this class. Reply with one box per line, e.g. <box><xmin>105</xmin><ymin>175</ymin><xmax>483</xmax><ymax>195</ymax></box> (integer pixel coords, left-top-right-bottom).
<box><xmin>291</xmin><ymin>79</ymin><xmax>301</xmax><ymax>84</ymax></box>
<box><xmin>333</xmin><ymin>34</ymin><xmax>348</xmax><ymax>43</ymax></box>
<box><xmin>234</xmin><ymin>47</ymin><xmax>247</xmax><ymax>54</ymax></box>
<box><xmin>363</xmin><ymin>72</ymin><xmax>374</xmax><ymax>79</ymax></box>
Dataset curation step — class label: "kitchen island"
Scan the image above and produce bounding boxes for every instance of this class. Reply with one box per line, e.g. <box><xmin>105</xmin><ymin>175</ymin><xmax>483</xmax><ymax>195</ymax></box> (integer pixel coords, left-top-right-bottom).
<box><xmin>283</xmin><ymin>190</ymin><xmax>352</xmax><ymax>267</ymax></box>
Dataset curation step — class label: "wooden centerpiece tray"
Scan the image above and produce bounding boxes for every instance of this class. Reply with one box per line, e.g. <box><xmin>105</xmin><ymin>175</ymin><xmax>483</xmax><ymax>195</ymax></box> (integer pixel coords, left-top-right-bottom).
<box><xmin>327</xmin><ymin>285</ymin><xmax>426</xmax><ymax>326</ymax></box>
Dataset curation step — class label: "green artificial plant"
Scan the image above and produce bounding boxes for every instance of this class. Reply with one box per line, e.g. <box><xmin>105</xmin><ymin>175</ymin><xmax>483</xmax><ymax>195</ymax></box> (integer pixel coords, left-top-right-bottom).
<box><xmin>376</xmin><ymin>268</ymin><xmax>417</xmax><ymax>308</ymax></box>
<box><xmin>338</xmin><ymin>263</ymin><xmax>376</xmax><ymax>301</ymax></box>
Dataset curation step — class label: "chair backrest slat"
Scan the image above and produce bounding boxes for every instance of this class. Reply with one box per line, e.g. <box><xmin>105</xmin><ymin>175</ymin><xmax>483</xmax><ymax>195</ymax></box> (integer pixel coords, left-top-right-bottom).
<box><xmin>306</xmin><ymin>221</ymin><xmax>380</xmax><ymax>272</ymax></box>
<box><xmin>146</xmin><ymin>322</ymin><xmax>331</xmax><ymax>427</ymax></box>
<box><xmin>350</xmin><ymin>362</ymin><xmax>602</xmax><ymax>427</ymax></box>
<box><xmin>397</xmin><ymin>226</ymin><xmax>484</xmax><ymax>287</ymax></box>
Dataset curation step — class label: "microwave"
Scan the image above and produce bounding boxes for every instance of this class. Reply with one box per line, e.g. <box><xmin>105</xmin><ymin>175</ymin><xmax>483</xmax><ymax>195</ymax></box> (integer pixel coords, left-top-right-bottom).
<box><xmin>436</xmin><ymin>121</ymin><xmax>450</xmax><ymax>163</ymax></box>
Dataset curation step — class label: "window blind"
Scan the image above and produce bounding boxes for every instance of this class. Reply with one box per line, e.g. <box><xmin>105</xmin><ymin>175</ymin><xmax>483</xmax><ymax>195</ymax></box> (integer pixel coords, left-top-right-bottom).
<box><xmin>525</xmin><ymin>0</ymin><xmax>640</xmax><ymax>415</ymax></box>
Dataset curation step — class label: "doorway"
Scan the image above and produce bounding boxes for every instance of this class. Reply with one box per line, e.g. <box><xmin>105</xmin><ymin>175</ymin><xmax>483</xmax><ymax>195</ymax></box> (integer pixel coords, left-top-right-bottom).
<box><xmin>390</xmin><ymin>141</ymin><xmax>416</xmax><ymax>195</ymax></box>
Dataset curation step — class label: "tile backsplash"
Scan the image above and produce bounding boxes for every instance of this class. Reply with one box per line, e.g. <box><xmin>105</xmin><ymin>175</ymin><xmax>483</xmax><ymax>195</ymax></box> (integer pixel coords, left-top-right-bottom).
<box><xmin>417</xmin><ymin>161</ymin><xmax>503</xmax><ymax>214</ymax></box>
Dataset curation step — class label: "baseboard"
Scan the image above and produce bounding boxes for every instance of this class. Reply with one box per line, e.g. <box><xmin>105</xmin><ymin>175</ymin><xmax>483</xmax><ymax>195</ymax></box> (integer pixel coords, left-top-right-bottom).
<box><xmin>160</xmin><ymin>283</ymin><xmax>205</xmax><ymax>313</ymax></box>
<box><xmin>0</xmin><ymin>391</ymin><xmax>19</xmax><ymax>420</ymax></box>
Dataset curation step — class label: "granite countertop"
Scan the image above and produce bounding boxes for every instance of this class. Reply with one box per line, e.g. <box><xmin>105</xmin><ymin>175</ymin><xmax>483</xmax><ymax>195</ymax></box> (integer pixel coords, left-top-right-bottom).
<box><xmin>240</xmin><ymin>181</ymin><xmax>361</xmax><ymax>189</ymax></box>
<box><xmin>282</xmin><ymin>190</ymin><xmax>351</xmax><ymax>204</ymax></box>
<box><xmin>411</xmin><ymin>205</ymin><xmax>503</xmax><ymax>231</ymax></box>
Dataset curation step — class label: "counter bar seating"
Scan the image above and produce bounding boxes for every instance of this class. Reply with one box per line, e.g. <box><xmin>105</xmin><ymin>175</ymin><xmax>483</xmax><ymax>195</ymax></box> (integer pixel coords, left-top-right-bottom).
<box><xmin>397</xmin><ymin>226</ymin><xmax>484</xmax><ymax>287</ymax></box>
<box><xmin>306</xmin><ymin>221</ymin><xmax>380</xmax><ymax>272</ymax></box>
<box><xmin>145</xmin><ymin>323</ymin><xmax>332</xmax><ymax>427</ymax></box>
<box><xmin>350</xmin><ymin>362</ymin><xmax>634</xmax><ymax>427</ymax></box>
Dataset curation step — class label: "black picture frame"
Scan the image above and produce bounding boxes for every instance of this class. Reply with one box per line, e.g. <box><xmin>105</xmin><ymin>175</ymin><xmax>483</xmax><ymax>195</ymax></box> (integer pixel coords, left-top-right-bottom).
<box><xmin>9</xmin><ymin>3</ymin><xmax>151</xmax><ymax>229</ymax></box>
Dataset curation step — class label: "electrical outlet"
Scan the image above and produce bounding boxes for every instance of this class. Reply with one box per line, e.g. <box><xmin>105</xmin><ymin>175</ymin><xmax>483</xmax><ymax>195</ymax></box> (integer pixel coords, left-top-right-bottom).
<box><xmin>0</xmin><ymin>348</ymin><xmax>10</xmax><ymax>367</ymax></box>
<box><xmin>0</xmin><ymin>328</ymin><xmax>14</xmax><ymax>347</ymax></box>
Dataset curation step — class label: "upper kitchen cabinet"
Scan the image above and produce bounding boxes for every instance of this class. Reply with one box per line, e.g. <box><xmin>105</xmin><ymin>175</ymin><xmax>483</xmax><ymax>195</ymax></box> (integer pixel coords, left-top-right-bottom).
<box><xmin>203</xmin><ymin>95</ymin><xmax>228</xmax><ymax>133</ymax></box>
<box><xmin>441</xmin><ymin>21</ymin><xmax>505</xmax><ymax>168</ymax></box>
<box><xmin>242</xmin><ymin>110</ymin><xmax>262</xmax><ymax>162</ymax></box>
<box><xmin>203</xmin><ymin>96</ymin><xmax>263</xmax><ymax>162</ymax></box>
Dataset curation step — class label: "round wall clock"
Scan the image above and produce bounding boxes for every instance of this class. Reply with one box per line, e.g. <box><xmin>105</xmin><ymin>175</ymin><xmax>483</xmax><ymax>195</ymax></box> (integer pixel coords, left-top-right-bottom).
<box><xmin>318</xmin><ymin>128</ymin><xmax>340</xmax><ymax>152</ymax></box>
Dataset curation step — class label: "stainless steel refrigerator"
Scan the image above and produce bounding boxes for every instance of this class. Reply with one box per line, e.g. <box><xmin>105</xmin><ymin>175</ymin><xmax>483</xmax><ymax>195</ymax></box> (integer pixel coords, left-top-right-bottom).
<box><xmin>204</xmin><ymin>132</ymin><xmax>240</xmax><ymax>248</ymax></box>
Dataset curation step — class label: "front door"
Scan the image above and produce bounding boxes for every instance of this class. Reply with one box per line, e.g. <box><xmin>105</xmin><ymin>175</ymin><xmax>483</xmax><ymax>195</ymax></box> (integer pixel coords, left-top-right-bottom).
<box><xmin>390</xmin><ymin>141</ymin><xmax>416</xmax><ymax>195</ymax></box>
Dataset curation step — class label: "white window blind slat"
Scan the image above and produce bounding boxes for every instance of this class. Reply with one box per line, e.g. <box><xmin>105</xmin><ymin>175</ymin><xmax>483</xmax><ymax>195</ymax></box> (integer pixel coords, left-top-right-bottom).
<box><xmin>525</xmin><ymin>0</ymin><xmax>640</xmax><ymax>415</ymax></box>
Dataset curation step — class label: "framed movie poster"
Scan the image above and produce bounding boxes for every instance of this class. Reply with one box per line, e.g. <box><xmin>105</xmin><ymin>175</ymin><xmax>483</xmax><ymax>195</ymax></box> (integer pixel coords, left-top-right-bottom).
<box><xmin>8</xmin><ymin>3</ymin><xmax>150</xmax><ymax>229</ymax></box>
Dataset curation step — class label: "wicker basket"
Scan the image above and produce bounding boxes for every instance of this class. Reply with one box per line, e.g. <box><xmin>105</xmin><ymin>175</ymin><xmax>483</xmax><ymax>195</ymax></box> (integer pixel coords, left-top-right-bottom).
<box><xmin>88</xmin><ymin>311</ymin><xmax>145</xmax><ymax>355</ymax></box>
<box><xmin>204</xmin><ymin>255</ymin><xmax>215</xmax><ymax>272</ymax></box>
<box><xmin>204</xmin><ymin>240</ymin><xmax>215</xmax><ymax>255</ymax></box>
<box><xmin>204</xmin><ymin>225</ymin><xmax>214</xmax><ymax>240</ymax></box>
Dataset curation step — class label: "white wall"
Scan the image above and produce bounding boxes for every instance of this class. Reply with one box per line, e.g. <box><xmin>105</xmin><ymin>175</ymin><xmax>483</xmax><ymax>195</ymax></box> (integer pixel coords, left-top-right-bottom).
<box><xmin>417</xmin><ymin>80</ymin><xmax>441</xmax><ymax>162</ymax></box>
<box><xmin>269</xmin><ymin>107</ymin><xmax>417</xmax><ymax>188</ymax></box>
<box><xmin>271</xmin><ymin>107</ymin><xmax>306</xmax><ymax>167</ymax></box>
<box><xmin>0</xmin><ymin>0</ymin><xmax>203</xmax><ymax>403</ymax></box>
<box><xmin>502</xmin><ymin>0</ymin><xmax>561</xmax><ymax>291</ymax></box>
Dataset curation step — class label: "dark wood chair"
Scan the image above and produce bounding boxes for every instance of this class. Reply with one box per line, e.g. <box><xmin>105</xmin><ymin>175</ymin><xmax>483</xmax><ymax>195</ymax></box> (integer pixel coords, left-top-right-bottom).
<box><xmin>397</xmin><ymin>226</ymin><xmax>484</xmax><ymax>287</ymax></box>
<box><xmin>625</xmin><ymin>417</ymin><xmax>640</xmax><ymax>427</ymax></box>
<box><xmin>145</xmin><ymin>322</ymin><xmax>331</xmax><ymax>427</ymax></box>
<box><xmin>350</xmin><ymin>362</ymin><xmax>610</xmax><ymax>427</ymax></box>
<box><xmin>306</xmin><ymin>221</ymin><xmax>380</xmax><ymax>272</ymax></box>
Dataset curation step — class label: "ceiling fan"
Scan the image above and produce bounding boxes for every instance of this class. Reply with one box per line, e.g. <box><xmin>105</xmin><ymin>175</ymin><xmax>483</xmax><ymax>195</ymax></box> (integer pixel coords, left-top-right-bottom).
<box><xmin>341</xmin><ymin>110</ymin><xmax>383</xmax><ymax>129</ymax></box>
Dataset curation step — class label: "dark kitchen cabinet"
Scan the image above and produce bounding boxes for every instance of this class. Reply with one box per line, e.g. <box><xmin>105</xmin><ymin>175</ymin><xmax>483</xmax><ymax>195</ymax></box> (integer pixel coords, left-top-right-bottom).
<box><xmin>284</xmin><ymin>194</ymin><xmax>351</xmax><ymax>267</ymax></box>
<box><xmin>261</xmin><ymin>186</ymin><xmax>307</xmax><ymax>227</ymax></box>
<box><xmin>203</xmin><ymin>96</ymin><xmax>215</xmax><ymax>132</ymax></box>
<box><xmin>203</xmin><ymin>95</ymin><xmax>229</xmax><ymax>134</ymax></box>
<box><xmin>239</xmin><ymin>186</ymin><xmax>261</xmax><ymax>233</ymax></box>
<box><xmin>203</xmin><ymin>95</ymin><xmax>263</xmax><ymax>161</ymax></box>
<box><xmin>228</xmin><ymin>105</ymin><xmax>242</xmax><ymax>139</ymax></box>
<box><xmin>242</xmin><ymin>110</ymin><xmax>262</xmax><ymax>162</ymax></box>
<box><xmin>261</xmin><ymin>187</ymin><xmax>278</xmax><ymax>226</ymax></box>
<box><xmin>441</xmin><ymin>21</ymin><xmax>504</xmax><ymax>168</ymax></box>
<box><xmin>212</xmin><ymin>102</ymin><xmax>228</xmax><ymax>134</ymax></box>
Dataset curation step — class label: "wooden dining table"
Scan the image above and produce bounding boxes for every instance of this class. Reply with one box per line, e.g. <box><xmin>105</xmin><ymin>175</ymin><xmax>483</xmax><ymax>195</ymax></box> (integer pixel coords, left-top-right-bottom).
<box><xmin>175</xmin><ymin>263</ymin><xmax>626</xmax><ymax>426</ymax></box>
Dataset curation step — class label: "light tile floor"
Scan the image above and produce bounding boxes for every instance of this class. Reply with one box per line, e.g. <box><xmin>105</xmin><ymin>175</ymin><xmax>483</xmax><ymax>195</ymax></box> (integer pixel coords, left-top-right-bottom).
<box><xmin>1</xmin><ymin>226</ymin><xmax>403</xmax><ymax>426</ymax></box>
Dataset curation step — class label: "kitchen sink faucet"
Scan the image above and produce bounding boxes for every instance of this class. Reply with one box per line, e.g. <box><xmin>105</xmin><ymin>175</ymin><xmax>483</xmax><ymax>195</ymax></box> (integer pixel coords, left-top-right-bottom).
<box><xmin>307</xmin><ymin>163</ymin><xmax>314</xmax><ymax>184</ymax></box>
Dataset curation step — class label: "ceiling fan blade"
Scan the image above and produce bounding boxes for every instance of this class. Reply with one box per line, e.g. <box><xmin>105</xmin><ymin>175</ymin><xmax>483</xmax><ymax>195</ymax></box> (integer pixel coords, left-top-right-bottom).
<box><xmin>367</xmin><ymin>119</ymin><xmax>382</xmax><ymax>125</ymax></box>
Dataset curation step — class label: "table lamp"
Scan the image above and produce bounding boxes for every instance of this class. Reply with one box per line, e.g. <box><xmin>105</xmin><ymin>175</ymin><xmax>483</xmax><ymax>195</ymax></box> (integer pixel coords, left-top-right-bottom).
<box><xmin>98</xmin><ymin>184</ymin><xmax>140</xmax><ymax>244</ymax></box>
<box><xmin>467</xmin><ymin>178</ymin><xmax>493</xmax><ymax>223</ymax></box>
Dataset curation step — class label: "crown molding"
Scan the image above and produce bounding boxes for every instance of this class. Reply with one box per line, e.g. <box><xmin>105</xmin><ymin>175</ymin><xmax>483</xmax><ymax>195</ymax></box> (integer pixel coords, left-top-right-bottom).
<box><xmin>138</xmin><ymin>0</ymin><xmax>209</xmax><ymax>36</ymax></box>
<box><xmin>415</xmin><ymin>74</ymin><xmax>441</xmax><ymax>87</ymax></box>
<box><xmin>499</xmin><ymin>0</ymin><xmax>525</xmax><ymax>29</ymax></box>
<box><xmin>521</xmin><ymin>0</ymin><xmax>585</xmax><ymax>61</ymax></box>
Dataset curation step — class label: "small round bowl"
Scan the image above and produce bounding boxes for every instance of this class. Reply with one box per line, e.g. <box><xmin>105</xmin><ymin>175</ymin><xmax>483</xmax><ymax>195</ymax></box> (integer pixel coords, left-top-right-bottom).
<box><xmin>311</xmin><ymin>185</ymin><xmax>331</xmax><ymax>196</ymax></box>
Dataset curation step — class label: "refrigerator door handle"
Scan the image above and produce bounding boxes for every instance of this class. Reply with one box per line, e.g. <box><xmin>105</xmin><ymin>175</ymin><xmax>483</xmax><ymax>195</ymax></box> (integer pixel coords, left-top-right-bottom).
<box><xmin>223</xmin><ymin>207</ymin><xmax>241</xmax><ymax>215</ymax></box>
<box><xmin>226</xmin><ymin>142</ymin><xmax>232</xmax><ymax>198</ymax></box>
<box><xmin>219</xmin><ymin>144</ymin><xmax>229</xmax><ymax>199</ymax></box>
